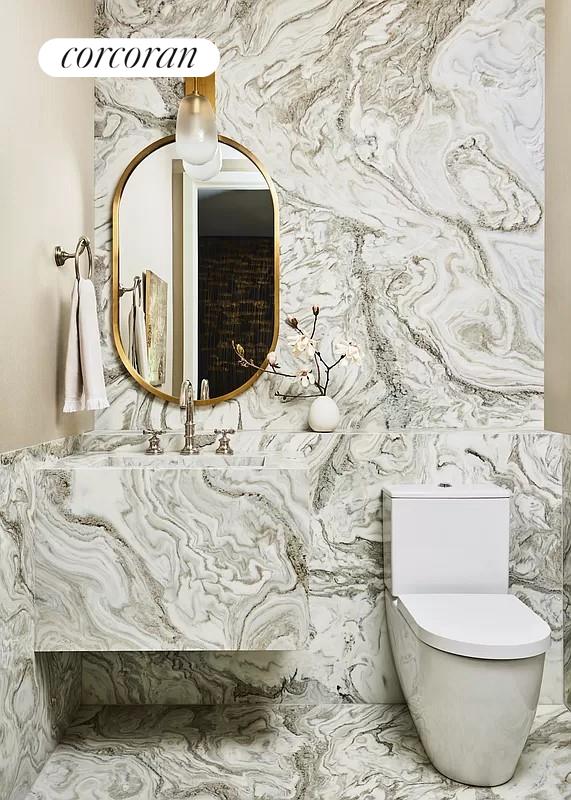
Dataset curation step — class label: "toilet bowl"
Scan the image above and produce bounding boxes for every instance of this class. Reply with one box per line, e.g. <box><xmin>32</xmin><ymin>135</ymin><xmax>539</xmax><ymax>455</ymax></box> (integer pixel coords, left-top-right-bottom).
<box><xmin>383</xmin><ymin>485</ymin><xmax>551</xmax><ymax>787</ymax></box>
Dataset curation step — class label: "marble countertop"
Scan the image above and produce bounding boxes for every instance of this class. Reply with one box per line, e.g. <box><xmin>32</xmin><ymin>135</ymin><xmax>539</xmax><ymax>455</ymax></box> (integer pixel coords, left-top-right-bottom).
<box><xmin>37</xmin><ymin>451</ymin><xmax>308</xmax><ymax>470</ymax></box>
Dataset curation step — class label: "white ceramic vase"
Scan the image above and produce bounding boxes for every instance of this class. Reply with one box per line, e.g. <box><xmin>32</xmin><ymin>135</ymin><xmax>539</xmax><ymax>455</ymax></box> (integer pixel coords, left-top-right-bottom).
<box><xmin>308</xmin><ymin>395</ymin><xmax>340</xmax><ymax>432</ymax></box>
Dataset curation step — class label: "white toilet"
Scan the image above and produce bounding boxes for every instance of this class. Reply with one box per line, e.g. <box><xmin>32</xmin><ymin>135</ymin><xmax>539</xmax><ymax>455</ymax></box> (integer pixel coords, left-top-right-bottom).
<box><xmin>383</xmin><ymin>484</ymin><xmax>551</xmax><ymax>787</ymax></box>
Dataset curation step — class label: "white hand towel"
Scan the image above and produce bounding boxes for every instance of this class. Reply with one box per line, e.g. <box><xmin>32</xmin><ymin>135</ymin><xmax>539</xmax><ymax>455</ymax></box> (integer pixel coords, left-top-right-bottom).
<box><xmin>63</xmin><ymin>278</ymin><xmax>109</xmax><ymax>412</ymax></box>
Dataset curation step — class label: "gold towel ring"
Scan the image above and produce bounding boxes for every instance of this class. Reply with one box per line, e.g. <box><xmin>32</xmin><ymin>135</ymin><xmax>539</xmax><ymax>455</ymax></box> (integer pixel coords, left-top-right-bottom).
<box><xmin>54</xmin><ymin>236</ymin><xmax>93</xmax><ymax>280</ymax></box>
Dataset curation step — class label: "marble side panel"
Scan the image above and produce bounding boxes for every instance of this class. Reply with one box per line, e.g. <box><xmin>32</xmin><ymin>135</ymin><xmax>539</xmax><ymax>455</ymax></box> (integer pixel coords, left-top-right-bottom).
<box><xmin>0</xmin><ymin>440</ymin><xmax>82</xmax><ymax>800</ymax></box>
<box><xmin>93</xmin><ymin>0</ymin><xmax>544</xmax><ymax>432</ymax></box>
<box><xmin>28</xmin><ymin>703</ymin><xmax>571</xmax><ymax>800</ymax></box>
<box><xmin>81</xmin><ymin>430</ymin><xmax>562</xmax><ymax>706</ymax></box>
<box><xmin>563</xmin><ymin>435</ymin><xmax>571</xmax><ymax>709</ymax></box>
<box><xmin>34</xmin><ymin>465</ymin><xmax>310</xmax><ymax>652</ymax></box>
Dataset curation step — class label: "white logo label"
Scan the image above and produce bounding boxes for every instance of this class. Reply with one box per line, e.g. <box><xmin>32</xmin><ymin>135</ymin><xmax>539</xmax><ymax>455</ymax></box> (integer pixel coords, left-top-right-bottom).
<box><xmin>39</xmin><ymin>38</ymin><xmax>219</xmax><ymax>77</ymax></box>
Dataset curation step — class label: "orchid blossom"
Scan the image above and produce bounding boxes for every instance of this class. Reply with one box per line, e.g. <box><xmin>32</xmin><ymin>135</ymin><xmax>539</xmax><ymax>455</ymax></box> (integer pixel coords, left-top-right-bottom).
<box><xmin>233</xmin><ymin>304</ymin><xmax>361</xmax><ymax>399</ymax></box>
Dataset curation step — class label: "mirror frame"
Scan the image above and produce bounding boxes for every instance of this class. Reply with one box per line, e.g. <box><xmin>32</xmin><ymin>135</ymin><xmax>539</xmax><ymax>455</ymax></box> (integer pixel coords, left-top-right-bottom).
<box><xmin>112</xmin><ymin>134</ymin><xmax>280</xmax><ymax>405</ymax></box>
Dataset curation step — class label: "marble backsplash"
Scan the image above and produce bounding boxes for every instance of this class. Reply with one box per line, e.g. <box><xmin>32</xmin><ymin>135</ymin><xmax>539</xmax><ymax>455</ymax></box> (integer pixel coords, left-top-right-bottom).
<box><xmin>93</xmin><ymin>0</ymin><xmax>545</xmax><ymax>432</ymax></box>
<box><xmin>79</xmin><ymin>429</ymin><xmax>563</xmax><ymax>707</ymax></box>
<box><xmin>0</xmin><ymin>439</ymin><xmax>83</xmax><ymax>800</ymax></box>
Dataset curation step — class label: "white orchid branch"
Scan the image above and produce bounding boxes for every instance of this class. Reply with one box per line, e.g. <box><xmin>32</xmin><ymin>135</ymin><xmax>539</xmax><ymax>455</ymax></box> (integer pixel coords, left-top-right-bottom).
<box><xmin>233</xmin><ymin>304</ymin><xmax>361</xmax><ymax>399</ymax></box>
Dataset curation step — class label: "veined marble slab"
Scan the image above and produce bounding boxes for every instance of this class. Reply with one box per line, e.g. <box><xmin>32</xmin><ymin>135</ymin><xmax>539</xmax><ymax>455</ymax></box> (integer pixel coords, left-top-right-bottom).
<box><xmin>78</xmin><ymin>430</ymin><xmax>562</xmax><ymax>707</ymax></box>
<box><xmin>0</xmin><ymin>439</ymin><xmax>83</xmax><ymax>800</ymax></box>
<box><xmin>28</xmin><ymin>703</ymin><xmax>571</xmax><ymax>800</ymax></box>
<box><xmin>34</xmin><ymin>464</ymin><xmax>310</xmax><ymax>652</ymax></box>
<box><xmin>92</xmin><ymin>0</ymin><xmax>544</xmax><ymax>432</ymax></box>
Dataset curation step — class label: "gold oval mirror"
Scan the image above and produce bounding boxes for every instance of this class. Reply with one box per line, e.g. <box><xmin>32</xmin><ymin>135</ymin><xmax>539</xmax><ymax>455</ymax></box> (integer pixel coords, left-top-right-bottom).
<box><xmin>112</xmin><ymin>134</ymin><xmax>279</xmax><ymax>405</ymax></box>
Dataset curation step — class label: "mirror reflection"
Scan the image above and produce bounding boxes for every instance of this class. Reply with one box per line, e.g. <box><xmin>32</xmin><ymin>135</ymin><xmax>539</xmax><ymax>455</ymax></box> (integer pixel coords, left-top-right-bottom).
<box><xmin>114</xmin><ymin>137</ymin><xmax>278</xmax><ymax>403</ymax></box>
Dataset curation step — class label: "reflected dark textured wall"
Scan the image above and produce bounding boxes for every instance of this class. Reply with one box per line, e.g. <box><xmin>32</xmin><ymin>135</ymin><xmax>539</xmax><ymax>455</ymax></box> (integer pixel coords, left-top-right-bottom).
<box><xmin>198</xmin><ymin>236</ymin><xmax>274</xmax><ymax>397</ymax></box>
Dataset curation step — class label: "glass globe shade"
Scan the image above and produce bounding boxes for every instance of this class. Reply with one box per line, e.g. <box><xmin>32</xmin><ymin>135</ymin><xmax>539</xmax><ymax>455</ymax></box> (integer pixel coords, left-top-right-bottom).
<box><xmin>176</xmin><ymin>93</ymin><xmax>218</xmax><ymax>165</ymax></box>
<box><xmin>183</xmin><ymin>145</ymin><xmax>222</xmax><ymax>181</ymax></box>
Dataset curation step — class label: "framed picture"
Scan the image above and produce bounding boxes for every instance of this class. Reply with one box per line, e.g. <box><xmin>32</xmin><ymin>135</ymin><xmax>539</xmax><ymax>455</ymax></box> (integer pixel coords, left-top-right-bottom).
<box><xmin>144</xmin><ymin>270</ymin><xmax>168</xmax><ymax>387</ymax></box>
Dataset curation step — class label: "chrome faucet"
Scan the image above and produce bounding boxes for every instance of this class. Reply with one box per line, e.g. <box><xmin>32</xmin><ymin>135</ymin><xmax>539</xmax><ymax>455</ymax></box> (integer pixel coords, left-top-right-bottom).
<box><xmin>179</xmin><ymin>379</ymin><xmax>199</xmax><ymax>455</ymax></box>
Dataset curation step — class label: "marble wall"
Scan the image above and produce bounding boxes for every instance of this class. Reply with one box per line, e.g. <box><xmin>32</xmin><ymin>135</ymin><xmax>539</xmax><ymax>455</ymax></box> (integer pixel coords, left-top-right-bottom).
<box><xmin>0</xmin><ymin>440</ymin><xmax>82</xmax><ymax>800</ymax></box>
<box><xmin>80</xmin><ymin>429</ymin><xmax>562</xmax><ymax>706</ymax></box>
<box><xmin>94</xmin><ymin>0</ymin><xmax>545</xmax><ymax>432</ymax></box>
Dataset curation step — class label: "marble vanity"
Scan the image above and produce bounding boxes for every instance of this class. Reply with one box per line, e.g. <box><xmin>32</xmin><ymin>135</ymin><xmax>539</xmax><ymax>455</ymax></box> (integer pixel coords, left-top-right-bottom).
<box><xmin>34</xmin><ymin>450</ymin><xmax>310</xmax><ymax>652</ymax></box>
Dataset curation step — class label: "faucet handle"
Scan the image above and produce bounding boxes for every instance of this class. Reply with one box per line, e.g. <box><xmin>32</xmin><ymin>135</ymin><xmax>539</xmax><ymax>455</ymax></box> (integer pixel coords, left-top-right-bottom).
<box><xmin>143</xmin><ymin>429</ymin><xmax>164</xmax><ymax>455</ymax></box>
<box><xmin>214</xmin><ymin>429</ymin><xmax>235</xmax><ymax>455</ymax></box>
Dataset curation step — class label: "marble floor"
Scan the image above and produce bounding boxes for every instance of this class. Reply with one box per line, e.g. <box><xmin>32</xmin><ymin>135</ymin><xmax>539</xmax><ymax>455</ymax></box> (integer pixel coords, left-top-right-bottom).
<box><xmin>28</xmin><ymin>704</ymin><xmax>570</xmax><ymax>800</ymax></box>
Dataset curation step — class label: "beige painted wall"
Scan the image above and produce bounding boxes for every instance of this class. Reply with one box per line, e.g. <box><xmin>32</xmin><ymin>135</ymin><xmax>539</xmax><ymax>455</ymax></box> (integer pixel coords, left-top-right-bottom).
<box><xmin>0</xmin><ymin>0</ymin><xmax>94</xmax><ymax>452</ymax></box>
<box><xmin>545</xmin><ymin>0</ymin><xmax>571</xmax><ymax>433</ymax></box>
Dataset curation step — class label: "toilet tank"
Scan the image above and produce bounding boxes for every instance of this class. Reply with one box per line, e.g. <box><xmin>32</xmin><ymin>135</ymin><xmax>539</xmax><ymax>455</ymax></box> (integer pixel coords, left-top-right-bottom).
<box><xmin>383</xmin><ymin>484</ymin><xmax>511</xmax><ymax>595</ymax></box>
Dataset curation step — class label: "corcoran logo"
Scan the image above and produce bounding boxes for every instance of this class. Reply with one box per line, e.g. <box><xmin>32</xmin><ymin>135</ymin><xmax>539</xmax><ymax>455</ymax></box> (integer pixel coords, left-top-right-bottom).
<box><xmin>39</xmin><ymin>38</ymin><xmax>219</xmax><ymax>77</ymax></box>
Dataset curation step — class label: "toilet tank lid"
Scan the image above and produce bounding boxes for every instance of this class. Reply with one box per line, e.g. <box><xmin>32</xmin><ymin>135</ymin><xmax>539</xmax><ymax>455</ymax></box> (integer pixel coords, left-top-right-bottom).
<box><xmin>383</xmin><ymin>484</ymin><xmax>511</xmax><ymax>499</ymax></box>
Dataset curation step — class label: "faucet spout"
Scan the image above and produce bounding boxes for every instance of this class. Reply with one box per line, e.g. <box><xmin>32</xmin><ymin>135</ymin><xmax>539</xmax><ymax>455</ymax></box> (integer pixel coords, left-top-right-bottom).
<box><xmin>180</xmin><ymin>380</ymin><xmax>195</xmax><ymax>421</ymax></box>
<box><xmin>180</xmin><ymin>379</ymin><xmax>199</xmax><ymax>455</ymax></box>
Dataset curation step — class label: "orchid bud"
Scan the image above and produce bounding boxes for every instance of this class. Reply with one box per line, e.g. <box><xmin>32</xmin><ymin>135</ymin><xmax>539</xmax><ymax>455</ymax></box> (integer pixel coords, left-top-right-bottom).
<box><xmin>267</xmin><ymin>351</ymin><xmax>277</xmax><ymax>366</ymax></box>
<box><xmin>286</xmin><ymin>316</ymin><xmax>298</xmax><ymax>329</ymax></box>
<box><xmin>312</xmin><ymin>305</ymin><xmax>320</xmax><ymax>315</ymax></box>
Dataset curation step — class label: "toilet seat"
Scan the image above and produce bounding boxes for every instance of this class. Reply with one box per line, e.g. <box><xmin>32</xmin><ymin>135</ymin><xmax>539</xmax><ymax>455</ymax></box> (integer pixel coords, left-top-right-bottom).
<box><xmin>396</xmin><ymin>593</ymin><xmax>551</xmax><ymax>660</ymax></box>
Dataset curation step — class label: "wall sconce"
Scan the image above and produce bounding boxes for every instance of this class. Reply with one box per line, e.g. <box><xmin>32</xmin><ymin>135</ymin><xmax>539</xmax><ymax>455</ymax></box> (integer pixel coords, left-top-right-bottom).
<box><xmin>176</xmin><ymin>74</ymin><xmax>220</xmax><ymax>179</ymax></box>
